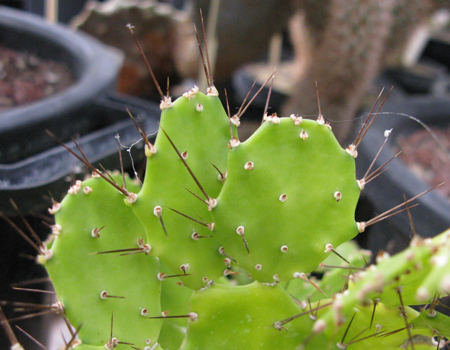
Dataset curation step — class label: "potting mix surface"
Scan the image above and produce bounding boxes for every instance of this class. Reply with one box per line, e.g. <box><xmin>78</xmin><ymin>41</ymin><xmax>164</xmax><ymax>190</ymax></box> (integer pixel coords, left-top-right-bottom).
<box><xmin>0</xmin><ymin>45</ymin><xmax>74</xmax><ymax>112</ymax></box>
<box><xmin>398</xmin><ymin>126</ymin><xmax>450</xmax><ymax>199</ymax></box>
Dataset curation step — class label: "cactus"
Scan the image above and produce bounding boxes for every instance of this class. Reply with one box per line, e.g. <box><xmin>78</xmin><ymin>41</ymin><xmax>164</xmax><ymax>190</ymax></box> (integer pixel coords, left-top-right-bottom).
<box><xmin>2</xmin><ymin>26</ymin><xmax>450</xmax><ymax>350</ymax></box>
<box><xmin>12</xmin><ymin>82</ymin><xmax>446</xmax><ymax>349</ymax></box>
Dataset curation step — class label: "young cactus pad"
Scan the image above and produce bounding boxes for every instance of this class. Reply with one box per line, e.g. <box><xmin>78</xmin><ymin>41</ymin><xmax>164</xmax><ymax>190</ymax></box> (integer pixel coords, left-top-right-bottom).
<box><xmin>43</xmin><ymin>175</ymin><xmax>162</xmax><ymax>349</ymax></box>
<box><xmin>212</xmin><ymin>116</ymin><xmax>360</xmax><ymax>283</ymax></box>
<box><xmin>179</xmin><ymin>281</ymin><xmax>316</xmax><ymax>350</ymax></box>
<box><xmin>131</xmin><ymin>87</ymin><xmax>235</xmax><ymax>290</ymax></box>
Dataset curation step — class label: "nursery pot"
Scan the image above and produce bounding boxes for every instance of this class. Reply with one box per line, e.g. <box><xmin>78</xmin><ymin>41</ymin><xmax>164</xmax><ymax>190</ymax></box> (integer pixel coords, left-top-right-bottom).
<box><xmin>0</xmin><ymin>5</ymin><xmax>146</xmax><ymax>214</ymax></box>
<box><xmin>0</xmin><ymin>5</ymin><xmax>124</xmax><ymax>165</ymax></box>
<box><xmin>355</xmin><ymin>95</ymin><xmax>450</xmax><ymax>254</ymax></box>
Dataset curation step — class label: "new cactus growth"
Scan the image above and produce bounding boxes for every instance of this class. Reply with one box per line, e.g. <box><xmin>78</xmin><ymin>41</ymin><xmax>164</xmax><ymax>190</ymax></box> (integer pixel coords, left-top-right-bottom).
<box><xmin>2</xmin><ymin>25</ymin><xmax>450</xmax><ymax>350</ymax></box>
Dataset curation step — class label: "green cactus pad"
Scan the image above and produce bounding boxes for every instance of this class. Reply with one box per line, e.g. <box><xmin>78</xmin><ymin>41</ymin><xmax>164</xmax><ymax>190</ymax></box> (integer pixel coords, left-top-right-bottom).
<box><xmin>43</xmin><ymin>175</ymin><xmax>162</xmax><ymax>349</ymax></box>
<box><xmin>314</xmin><ymin>230</ymin><xmax>450</xmax><ymax>342</ymax></box>
<box><xmin>213</xmin><ymin>117</ymin><xmax>360</xmax><ymax>283</ymax></box>
<box><xmin>158</xmin><ymin>262</ymin><xmax>193</xmax><ymax>350</ymax></box>
<box><xmin>285</xmin><ymin>240</ymin><xmax>371</xmax><ymax>303</ymax></box>
<box><xmin>132</xmin><ymin>89</ymin><xmax>234</xmax><ymax>290</ymax></box>
<box><xmin>312</xmin><ymin>300</ymin><xmax>437</xmax><ymax>350</ymax></box>
<box><xmin>180</xmin><ymin>281</ymin><xmax>315</xmax><ymax>350</ymax></box>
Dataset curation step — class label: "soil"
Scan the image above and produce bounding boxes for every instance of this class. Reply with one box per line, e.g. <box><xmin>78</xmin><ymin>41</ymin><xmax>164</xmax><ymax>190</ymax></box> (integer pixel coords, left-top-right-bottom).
<box><xmin>0</xmin><ymin>45</ymin><xmax>74</xmax><ymax>112</ymax></box>
<box><xmin>397</xmin><ymin>126</ymin><xmax>450</xmax><ymax>198</ymax></box>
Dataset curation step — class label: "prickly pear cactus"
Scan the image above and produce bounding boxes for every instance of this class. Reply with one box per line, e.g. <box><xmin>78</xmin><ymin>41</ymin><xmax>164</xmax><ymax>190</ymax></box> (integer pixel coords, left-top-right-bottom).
<box><xmin>212</xmin><ymin>116</ymin><xmax>360</xmax><ymax>283</ymax></box>
<box><xmin>131</xmin><ymin>87</ymin><xmax>234</xmax><ymax>290</ymax></box>
<box><xmin>42</xmin><ymin>174</ymin><xmax>162</xmax><ymax>349</ymax></box>
<box><xmin>8</xmin><ymin>83</ymin><xmax>449</xmax><ymax>350</ymax></box>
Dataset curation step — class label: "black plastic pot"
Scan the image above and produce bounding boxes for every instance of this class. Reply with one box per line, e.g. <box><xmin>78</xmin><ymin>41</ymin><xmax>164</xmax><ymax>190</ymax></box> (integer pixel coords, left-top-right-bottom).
<box><xmin>0</xmin><ymin>92</ymin><xmax>160</xmax><ymax>215</ymax></box>
<box><xmin>0</xmin><ymin>6</ymin><xmax>163</xmax><ymax>215</ymax></box>
<box><xmin>355</xmin><ymin>95</ymin><xmax>450</xmax><ymax>254</ymax></box>
<box><xmin>0</xmin><ymin>6</ymin><xmax>123</xmax><ymax>164</ymax></box>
